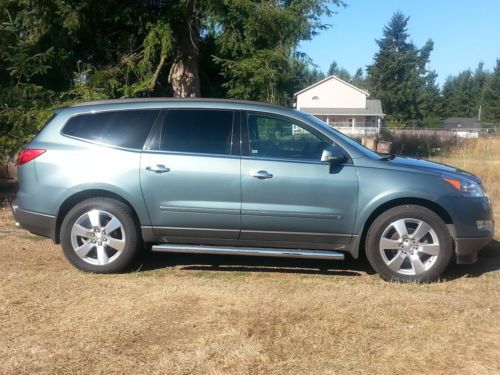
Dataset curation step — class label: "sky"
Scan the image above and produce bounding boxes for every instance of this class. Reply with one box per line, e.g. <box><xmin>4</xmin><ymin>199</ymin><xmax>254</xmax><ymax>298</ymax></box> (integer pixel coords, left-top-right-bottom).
<box><xmin>299</xmin><ymin>0</ymin><xmax>500</xmax><ymax>86</ymax></box>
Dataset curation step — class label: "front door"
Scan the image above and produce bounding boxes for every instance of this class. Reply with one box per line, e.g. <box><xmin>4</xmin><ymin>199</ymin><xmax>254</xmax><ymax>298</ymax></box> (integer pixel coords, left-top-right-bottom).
<box><xmin>241</xmin><ymin>112</ymin><xmax>358</xmax><ymax>245</ymax></box>
<box><xmin>141</xmin><ymin>109</ymin><xmax>241</xmax><ymax>239</ymax></box>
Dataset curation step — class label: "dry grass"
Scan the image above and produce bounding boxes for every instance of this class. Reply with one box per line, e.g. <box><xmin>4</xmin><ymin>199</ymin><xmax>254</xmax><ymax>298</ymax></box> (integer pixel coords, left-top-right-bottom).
<box><xmin>432</xmin><ymin>136</ymin><xmax>500</xmax><ymax>235</ymax></box>
<box><xmin>1</xmin><ymin>137</ymin><xmax>500</xmax><ymax>374</ymax></box>
<box><xmin>1</xmin><ymin>219</ymin><xmax>499</xmax><ymax>374</ymax></box>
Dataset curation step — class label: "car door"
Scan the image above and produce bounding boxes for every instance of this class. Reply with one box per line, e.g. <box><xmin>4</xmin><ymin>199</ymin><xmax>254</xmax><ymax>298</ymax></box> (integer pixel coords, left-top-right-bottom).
<box><xmin>240</xmin><ymin>112</ymin><xmax>358</xmax><ymax>246</ymax></box>
<box><xmin>140</xmin><ymin>108</ymin><xmax>241</xmax><ymax>239</ymax></box>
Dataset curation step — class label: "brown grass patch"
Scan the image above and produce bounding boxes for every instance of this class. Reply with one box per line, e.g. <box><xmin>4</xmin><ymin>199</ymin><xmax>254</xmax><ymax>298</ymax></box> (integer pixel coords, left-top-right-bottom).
<box><xmin>0</xmin><ymin>208</ymin><xmax>499</xmax><ymax>374</ymax></box>
<box><xmin>432</xmin><ymin>136</ymin><xmax>500</xmax><ymax>235</ymax></box>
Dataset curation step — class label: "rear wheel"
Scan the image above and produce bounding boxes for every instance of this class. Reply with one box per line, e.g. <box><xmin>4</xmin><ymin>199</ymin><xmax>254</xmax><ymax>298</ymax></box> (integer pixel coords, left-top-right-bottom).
<box><xmin>365</xmin><ymin>205</ymin><xmax>452</xmax><ymax>283</ymax></box>
<box><xmin>60</xmin><ymin>198</ymin><xmax>140</xmax><ymax>273</ymax></box>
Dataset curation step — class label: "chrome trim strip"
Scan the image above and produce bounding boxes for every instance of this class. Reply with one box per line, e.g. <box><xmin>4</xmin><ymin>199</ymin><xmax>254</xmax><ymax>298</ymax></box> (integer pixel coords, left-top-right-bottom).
<box><xmin>242</xmin><ymin>210</ymin><xmax>344</xmax><ymax>220</ymax></box>
<box><xmin>242</xmin><ymin>229</ymin><xmax>351</xmax><ymax>237</ymax></box>
<box><xmin>241</xmin><ymin>156</ymin><xmax>326</xmax><ymax>165</ymax></box>
<box><xmin>151</xmin><ymin>244</ymin><xmax>345</xmax><ymax>260</ymax></box>
<box><xmin>159</xmin><ymin>206</ymin><xmax>240</xmax><ymax>215</ymax></box>
<box><xmin>151</xmin><ymin>226</ymin><xmax>239</xmax><ymax>233</ymax></box>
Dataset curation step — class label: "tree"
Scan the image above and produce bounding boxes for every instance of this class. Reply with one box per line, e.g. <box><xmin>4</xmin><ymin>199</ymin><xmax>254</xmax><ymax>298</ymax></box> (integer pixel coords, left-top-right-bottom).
<box><xmin>419</xmin><ymin>70</ymin><xmax>442</xmax><ymax>126</ymax></box>
<box><xmin>211</xmin><ymin>1</ymin><xmax>344</xmax><ymax>105</ymax></box>
<box><xmin>367</xmin><ymin>11</ymin><xmax>434</xmax><ymax>125</ymax></box>
<box><xmin>327</xmin><ymin>60</ymin><xmax>351</xmax><ymax>82</ymax></box>
<box><xmin>441</xmin><ymin>62</ymin><xmax>491</xmax><ymax>119</ymax></box>
<box><xmin>351</xmin><ymin>68</ymin><xmax>367</xmax><ymax>89</ymax></box>
<box><xmin>0</xmin><ymin>0</ymin><xmax>345</xmax><ymax>163</ymax></box>
<box><xmin>481</xmin><ymin>59</ymin><xmax>500</xmax><ymax>123</ymax></box>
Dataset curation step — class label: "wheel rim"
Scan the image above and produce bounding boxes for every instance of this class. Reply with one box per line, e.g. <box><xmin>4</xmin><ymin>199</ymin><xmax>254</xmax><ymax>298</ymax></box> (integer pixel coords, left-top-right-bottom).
<box><xmin>379</xmin><ymin>218</ymin><xmax>440</xmax><ymax>276</ymax></box>
<box><xmin>70</xmin><ymin>209</ymin><xmax>126</xmax><ymax>266</ymax></box>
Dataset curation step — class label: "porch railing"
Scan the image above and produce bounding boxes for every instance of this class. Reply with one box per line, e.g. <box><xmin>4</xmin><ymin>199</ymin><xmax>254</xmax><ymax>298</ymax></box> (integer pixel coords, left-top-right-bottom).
<box><xmin>331</xmin><ymin>125</ymin><xmax>380</xmax><ymax>136</ymax></box>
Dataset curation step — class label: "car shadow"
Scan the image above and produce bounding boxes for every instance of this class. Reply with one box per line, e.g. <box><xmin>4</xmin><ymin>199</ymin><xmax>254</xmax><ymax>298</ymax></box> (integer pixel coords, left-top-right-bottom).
<box><xmin>134</xmin><ymin>240</ymin><xmax>500</xmax><ymax>280</ymax></box>
<box><xmin>133</xmin><ymin>250</ymin><xmax>374</xmax><ymax>277</ymax></box>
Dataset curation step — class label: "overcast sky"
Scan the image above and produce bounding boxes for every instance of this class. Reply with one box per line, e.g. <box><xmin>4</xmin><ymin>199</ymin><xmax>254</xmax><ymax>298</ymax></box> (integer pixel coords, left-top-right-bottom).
<box><xmin>299</xmin><ymin>0</ymin><xmax>500</xmax><ymax>86</ymax></box>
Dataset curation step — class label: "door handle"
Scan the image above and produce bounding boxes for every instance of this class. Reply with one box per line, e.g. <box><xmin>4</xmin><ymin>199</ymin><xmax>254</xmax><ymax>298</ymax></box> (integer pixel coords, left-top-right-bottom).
<box><xmin>146</xmin><ymin>164</ymin><xmax>170</xmax><ymax>173</ymax></box>
<box><xmin>249</xmin><ymin>170</ymin><xmax>273</xmax><ymax>179</ymax></box>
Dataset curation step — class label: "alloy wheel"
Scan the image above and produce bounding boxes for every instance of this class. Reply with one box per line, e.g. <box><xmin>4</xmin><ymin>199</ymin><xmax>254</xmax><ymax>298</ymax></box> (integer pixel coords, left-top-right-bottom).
<box><xmin>379</xmin><ymin>218</ymin><xmax>440</xmax><ymax>275</ymax></box>
<box><xmin>70</xmin><ymin>209</ymin><xmax>126</xmax><ymax>266</ymax></box>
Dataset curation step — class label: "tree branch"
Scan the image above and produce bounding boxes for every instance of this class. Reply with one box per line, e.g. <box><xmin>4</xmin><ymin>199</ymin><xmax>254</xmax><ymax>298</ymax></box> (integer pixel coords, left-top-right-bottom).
<box><xmin>149</xmin><ymin>55</ymin><xmax>165</xmax><ymax>91</ymax></box>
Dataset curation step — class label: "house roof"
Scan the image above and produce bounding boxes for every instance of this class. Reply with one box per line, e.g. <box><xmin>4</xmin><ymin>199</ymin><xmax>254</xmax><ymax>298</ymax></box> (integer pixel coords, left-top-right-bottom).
<box><xmin>294</xmin><ymin>75</ymin><xmax>370</xmax><ymax>97</ymax></box>
<box><xmin>299</xmin><ymin>100</ymin><xmax>384</xmax><ymax>116</ymax></box>
<box><xmin>442</xmin><ymin>117</ymin><xmax>481</xmax><ymax>129</ymax></box>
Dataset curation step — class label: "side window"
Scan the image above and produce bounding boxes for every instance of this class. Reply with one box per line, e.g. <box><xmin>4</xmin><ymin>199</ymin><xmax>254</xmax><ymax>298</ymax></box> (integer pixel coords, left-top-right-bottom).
<box><xmin>247</xmin><ymin>114</ymin><xmax>330</xmax><ymax>161</ymax></box>
<box><xmin>160</xmin><ymin>110</ymin><xmax>234</xmax><ymax>155</ymax></box>
<box><xmin>63</xmin><ymin>110</ymin><xmax>160</xmax><ymax>149</ymax></box>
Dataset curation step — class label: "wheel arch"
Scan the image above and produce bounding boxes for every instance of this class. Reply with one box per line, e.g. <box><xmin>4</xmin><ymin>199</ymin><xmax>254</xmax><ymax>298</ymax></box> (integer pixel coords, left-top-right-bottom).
<box><xmin>54</xmin><ymin>189</ymin><xmax>142</xmax><ymax>244</ymax></box>
<box><xmin>352</xmin><ymin>197</ymin><xmax>454</xmax><ymax>259</ymax></box>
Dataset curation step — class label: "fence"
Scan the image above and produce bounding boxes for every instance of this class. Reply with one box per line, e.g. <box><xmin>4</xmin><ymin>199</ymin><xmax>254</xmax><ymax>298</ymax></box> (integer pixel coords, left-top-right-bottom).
<box><xmin>333</xmin><ymin>126</ymin><xmax>379</xmax><ymax>136</ymax></box>
<box><xmin>330</xmin><ymin>122</ymin><xmax>380</xmax><ymax>137</ymax></box>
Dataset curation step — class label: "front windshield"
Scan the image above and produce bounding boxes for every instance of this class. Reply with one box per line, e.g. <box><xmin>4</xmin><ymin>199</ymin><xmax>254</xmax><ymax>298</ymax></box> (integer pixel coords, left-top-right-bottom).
<box><xmin>294</xmin><ymin>111</ymin><xmax>382</xmax><ymax>159</ymax></box>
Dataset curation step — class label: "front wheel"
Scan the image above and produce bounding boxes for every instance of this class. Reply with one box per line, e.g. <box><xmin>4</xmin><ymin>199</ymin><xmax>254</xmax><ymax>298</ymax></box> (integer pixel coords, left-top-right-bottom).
<box><xmin>60</xmin><ymin>198</ymin><xmax>140</xmax><ymax>273</ymax></box>
<box><xmin>365</xmin><ymin>205</ymin><xmax>453</xmax><ymax>283</ymax></box>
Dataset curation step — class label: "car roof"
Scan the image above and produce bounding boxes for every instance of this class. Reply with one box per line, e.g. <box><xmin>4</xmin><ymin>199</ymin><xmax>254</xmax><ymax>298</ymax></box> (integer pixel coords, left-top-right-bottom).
<box><xmin>68</xmin><ymin>98</ymin><xmax>286</xmax><ymax>111</ymax></box>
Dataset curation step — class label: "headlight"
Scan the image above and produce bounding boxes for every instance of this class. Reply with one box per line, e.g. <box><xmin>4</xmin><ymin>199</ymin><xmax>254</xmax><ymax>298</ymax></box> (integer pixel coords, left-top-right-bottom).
<box><xmin>443</xmin><ymin>178</ymin><xmax>486</xmax><ymax>197</ymax></box>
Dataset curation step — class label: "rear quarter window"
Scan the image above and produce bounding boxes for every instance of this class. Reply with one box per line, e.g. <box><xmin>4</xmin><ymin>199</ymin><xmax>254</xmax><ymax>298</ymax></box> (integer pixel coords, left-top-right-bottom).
<box><xmin>62</xmin><ymin>110</ymin><xmax>160</xmax><ymax>149</ymax></box>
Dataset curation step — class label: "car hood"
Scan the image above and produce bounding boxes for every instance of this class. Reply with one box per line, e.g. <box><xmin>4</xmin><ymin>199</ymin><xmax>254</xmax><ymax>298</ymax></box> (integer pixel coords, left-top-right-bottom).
<box><xmin>385</xmin><ymin>156</ymin><xmax>481</xmax><ymax>182</ymax></box>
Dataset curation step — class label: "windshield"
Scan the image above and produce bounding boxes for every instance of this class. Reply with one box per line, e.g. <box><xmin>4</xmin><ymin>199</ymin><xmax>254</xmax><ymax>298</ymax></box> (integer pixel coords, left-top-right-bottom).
<box><xmin>294</xmin><ymin>111</ymin><xmax>382</xmax><ymax>159</ymax></box>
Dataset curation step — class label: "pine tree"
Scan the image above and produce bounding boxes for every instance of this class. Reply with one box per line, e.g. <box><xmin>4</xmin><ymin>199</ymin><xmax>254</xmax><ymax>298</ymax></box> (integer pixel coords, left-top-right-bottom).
<box><xmin>441</xmin><ymin>63</ymin><xmax>491</xmax><ymax>119</ymax></box>
<box><xmin>367</xmin><ymin>12</ymin><xmax>434</xmax><ymax>125</ymax></box>
<box><xmin>351</xmin><ymin>68</ymin><xmax>367</xmax><ymax>89</ymax></box>
<box><xmin>481</xmin><ymin>60</ymin><xmax>500</xmax><ymax>123</ymax></box>
<box><xmin>327</xmin><ymin>60</ymin><xmax>352</xmax><ymax>82</ymax></box>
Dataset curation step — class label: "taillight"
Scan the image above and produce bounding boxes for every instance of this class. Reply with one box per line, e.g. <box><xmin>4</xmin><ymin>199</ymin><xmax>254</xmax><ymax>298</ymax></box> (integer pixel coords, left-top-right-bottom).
<box><xmin>16</xmin><ymin>148</ymin><xmax>46</xmax><ymax>166</ymax></box>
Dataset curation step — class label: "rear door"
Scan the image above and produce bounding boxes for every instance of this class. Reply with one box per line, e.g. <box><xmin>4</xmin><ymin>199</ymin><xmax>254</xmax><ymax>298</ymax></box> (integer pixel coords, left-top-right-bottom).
<box><xmin>140</xmin><ymin>109</ymin><xmax>241</xmax><ymax>239</ymax></box>
<box><xmin>240</xmin><ymin>112</ymin><xmax>358</xmax><ymax>246</ymax></box>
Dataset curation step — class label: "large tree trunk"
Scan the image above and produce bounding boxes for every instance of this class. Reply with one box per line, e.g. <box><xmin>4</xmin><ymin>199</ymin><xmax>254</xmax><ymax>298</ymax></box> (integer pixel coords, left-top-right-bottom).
<box><xmin>168</xmin><ymin>1</ymin><xmax>200</xmax><ymax>98</ymax></box>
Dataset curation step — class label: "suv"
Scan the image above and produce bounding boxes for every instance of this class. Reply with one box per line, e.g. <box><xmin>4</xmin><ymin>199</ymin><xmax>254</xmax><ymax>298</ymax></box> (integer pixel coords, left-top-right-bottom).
<box><xmin>12</xmin><ymin>99</ymin><xmax>494</xmax><ymax>282</ymax></box>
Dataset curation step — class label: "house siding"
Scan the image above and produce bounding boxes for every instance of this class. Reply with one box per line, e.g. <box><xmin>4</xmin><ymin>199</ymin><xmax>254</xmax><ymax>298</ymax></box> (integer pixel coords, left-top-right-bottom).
<box><xmin>296</xmin><ymin>78</ymin><xmax>367</xmax><ymax>110</ymax></box>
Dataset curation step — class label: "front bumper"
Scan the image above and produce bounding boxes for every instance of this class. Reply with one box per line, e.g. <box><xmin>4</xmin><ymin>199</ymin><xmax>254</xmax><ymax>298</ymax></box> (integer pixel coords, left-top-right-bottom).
<box><xmin>11</xmin><ymin>199</ymin><xmax>55</xmax><ymax>240</ymax></box>
<box><xmin>455</xmin><ymin>236</ymin><xmax>493</xmax><ymax>264</ymax></box>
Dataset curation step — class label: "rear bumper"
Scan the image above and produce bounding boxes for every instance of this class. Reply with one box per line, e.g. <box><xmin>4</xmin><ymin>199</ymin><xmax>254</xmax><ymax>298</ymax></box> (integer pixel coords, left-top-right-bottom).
<box><xmin>11</xmin><ymin>199</ymin><xmax>55</xmax><ymax>240</ymax></box>
<box><xmin>455</xmin><ymin>236</ymin><xmax>493</xmax><ymax>264</ymax></box>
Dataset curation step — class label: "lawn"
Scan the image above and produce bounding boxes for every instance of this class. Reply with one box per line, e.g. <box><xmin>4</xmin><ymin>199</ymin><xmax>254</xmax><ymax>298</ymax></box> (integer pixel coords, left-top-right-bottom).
<box><xmin>1</xmin><ymin>137</ymin><xmax>499</xmax><ymax>374</ymax></box>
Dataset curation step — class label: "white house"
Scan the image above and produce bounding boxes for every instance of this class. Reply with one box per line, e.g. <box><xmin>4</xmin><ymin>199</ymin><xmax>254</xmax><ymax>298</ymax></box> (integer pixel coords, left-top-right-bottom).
<box><xmin>294</xmin><ymin>75</ymin><xmax>384</xmax><ymax>136</ymax></box>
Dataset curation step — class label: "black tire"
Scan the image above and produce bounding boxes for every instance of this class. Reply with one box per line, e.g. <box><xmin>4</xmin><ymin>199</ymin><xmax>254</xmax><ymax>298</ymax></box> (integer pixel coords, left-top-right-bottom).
<box><xmin>365</xmin><ymin>205</ymin><xmax>452</xmax><ymax>283</ymax></box>
<box><xmin>60</xmin><ymin>198</ymin><xmax>140</xmax><ymax>273</ymax></box>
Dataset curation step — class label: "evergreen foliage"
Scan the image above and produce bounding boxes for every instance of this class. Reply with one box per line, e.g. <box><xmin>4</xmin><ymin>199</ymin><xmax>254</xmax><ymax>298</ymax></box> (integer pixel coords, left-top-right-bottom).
<box><xmin>366</xmin><ymin>12</ymin><xmax>436</xmax><ymax>125</ymax></box>
<box><xmin>0</xmin><ymin>0</ymin><xmax>342</xmax><ymax>162</ymax></box>
<box><xmin>481</xmin><ymin>60</ymin><xmax>500</xmax><ymax>123</ymax></box>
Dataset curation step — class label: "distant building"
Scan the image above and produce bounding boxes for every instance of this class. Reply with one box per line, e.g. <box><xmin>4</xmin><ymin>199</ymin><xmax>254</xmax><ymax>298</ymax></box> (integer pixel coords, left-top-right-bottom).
<box><xmin>443</xmin><ymin>117</ymin><xmax>481</xmax><ymax>139</ymax></box>
<box><xmin>294</xmin><ymin>75</ymin><xmax>384</xmax><ymax>136</ymax></box>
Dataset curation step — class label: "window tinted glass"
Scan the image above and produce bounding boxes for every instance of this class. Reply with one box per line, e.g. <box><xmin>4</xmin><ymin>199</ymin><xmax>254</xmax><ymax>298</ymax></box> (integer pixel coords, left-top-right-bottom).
<box><xmin>160</xmin><ymin>110</ymin><xmax>233</xmax><ymax>155</ymax></box>
<box><xmin>248</xmin><ymin>114</ymin><xmax>329</xmax><ymax>160</ymax></box>
<box><xmin>63</xmin><ymin>110</ymin><xmax>160</xmax><ymax>149</ymax></box>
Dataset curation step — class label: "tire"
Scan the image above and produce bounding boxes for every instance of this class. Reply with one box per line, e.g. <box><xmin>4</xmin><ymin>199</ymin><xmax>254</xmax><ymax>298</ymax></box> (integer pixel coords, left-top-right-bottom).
<box><xmin>365</xmin><ymin>205</ymin><xmax>452</xmax><ymax>283</ymax></box>
<box><xmin>60</xmin><ymin>198</ymin><xmax>140</xmax><ymax>273</ymax></box>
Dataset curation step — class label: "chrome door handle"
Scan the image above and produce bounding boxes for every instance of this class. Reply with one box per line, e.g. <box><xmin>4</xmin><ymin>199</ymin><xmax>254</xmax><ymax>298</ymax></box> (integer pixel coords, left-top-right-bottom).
<box><xmin>146</xmin><ymin>164</ymin><xmax>170</xmax><ymax>173</ymax></box>
<box><xmin>249</xmin><ymin>170</ymin><xmax>273</xmax><ymax>179</ymax></box>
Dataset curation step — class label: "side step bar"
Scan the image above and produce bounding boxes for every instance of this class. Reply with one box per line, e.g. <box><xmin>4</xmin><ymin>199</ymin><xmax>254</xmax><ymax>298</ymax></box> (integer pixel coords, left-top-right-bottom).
<box><xmin>151</xmin><ymin>244</ymin><xmax>345</xmax><ymax>260</ymax></box>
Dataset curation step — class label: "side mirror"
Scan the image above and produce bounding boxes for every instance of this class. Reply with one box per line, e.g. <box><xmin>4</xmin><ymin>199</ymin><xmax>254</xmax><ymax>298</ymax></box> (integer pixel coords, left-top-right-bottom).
<box><xmin>321</xmin><ymin>145</ymin><xmax>346</xmax><ymax>164</ymax></box>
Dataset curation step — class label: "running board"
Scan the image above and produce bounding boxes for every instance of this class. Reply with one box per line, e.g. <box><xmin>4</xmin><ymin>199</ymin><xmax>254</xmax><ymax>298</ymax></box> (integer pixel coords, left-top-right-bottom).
<box><xmin>151</xmin><ymin>244</ymin><xmax>345</xmax><ymax>260</ymax></box>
